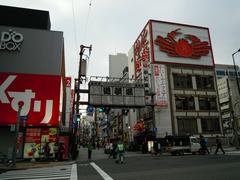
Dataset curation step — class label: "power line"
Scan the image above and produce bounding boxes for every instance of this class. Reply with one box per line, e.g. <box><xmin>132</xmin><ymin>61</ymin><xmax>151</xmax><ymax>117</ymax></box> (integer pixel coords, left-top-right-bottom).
<box><xmin>71</xmin><ymin>0</ymin><xmax>78</xmax><ymax>55</ymax></box>
<box><xmin>84</xmin><ymin>0</ymin><xmax>93</xmax><ymax>77</ymax></box>
<box><xmin>84</xmin><ymin>0</ymin><xmax>93</xmax><ymax>44</ymax></box>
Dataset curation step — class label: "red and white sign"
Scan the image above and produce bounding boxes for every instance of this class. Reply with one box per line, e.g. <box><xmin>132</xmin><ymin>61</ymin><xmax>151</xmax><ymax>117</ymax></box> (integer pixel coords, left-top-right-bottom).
<box><xmin>150</xmin><ymin>20</ymin><xmax>214</xmax><ymax>66</ymax></box>
<box><xmin>153</xmin><ymin>64</ymin><xmax>168</xmax><ymax>107</ymax></box>
<box><xmin>0</xmin><ymin>72</ymin><xmax>61</xmax><ymax>126</ymax></box>
<box><xmin>65</xmin><ymin>77</ymin><xmax>72</xmax><ymax>128</ymax></box>
<box><xmin>133</xmin><ymin>24</ymin><xmax>152</xmax><ymax>79</ymax></box>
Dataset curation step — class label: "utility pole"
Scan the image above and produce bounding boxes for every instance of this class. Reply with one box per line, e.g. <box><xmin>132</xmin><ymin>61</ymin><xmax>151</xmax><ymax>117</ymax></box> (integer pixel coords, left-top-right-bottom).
<box><xmin>71</xmin><ymin>44</ymin><xmax>92</xmax><ymax>159</ymax></box>
<box><xmin>76</xmin><ymin>45</ymin><xmax>92</xmax><ymax>115</ymax></box>
<box><xmin>12</xmin><ymin>101</ymin><xmax>23</xmax><ymax>167</ymax></box>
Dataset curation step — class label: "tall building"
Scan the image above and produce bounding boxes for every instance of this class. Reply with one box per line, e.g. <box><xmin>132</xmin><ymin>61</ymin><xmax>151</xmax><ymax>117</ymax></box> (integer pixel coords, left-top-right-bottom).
<box><xmin>109</xmin><ymin>53</ymin><xmax>128</xmax><ymax>139</ymax></box>
<box><xmin>109</xmin><ymin>53</ymin><xmax>128</xmax><ymax>78</ymax></box>
<box><xmin>0</xmin><ymin>6</ymin><xmax>67</xmax><ymax>160</ymax></box>
<box><xmin>128</xmin><ymin>20</ymin><xmax>222</xmax><ymax>141</ymax></box>
<box><xmin>215</xmin><ymin>64</ymin><xmax>240</xmax><ymax>137</ymax></box>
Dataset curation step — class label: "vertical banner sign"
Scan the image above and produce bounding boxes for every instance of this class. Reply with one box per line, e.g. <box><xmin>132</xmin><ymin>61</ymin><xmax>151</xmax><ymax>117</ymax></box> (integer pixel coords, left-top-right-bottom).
<box><xmin>0</xmin><ymin>72</ymin><xmax>61</xmax><ymax>126</ymax></box>
<box><xmin>65</xmin><ymin>77</ymin><xmax>72</xmax><ymax>128</ymax></box>
<box><xmin>133</xmin><ymin>25</ymin><xmax>151</xmax><ymax>80</ymax></box>
<box><xmin>154</xmin><ymin>64</ymin><xmax>168</xmax><ymax>107</ymax></box>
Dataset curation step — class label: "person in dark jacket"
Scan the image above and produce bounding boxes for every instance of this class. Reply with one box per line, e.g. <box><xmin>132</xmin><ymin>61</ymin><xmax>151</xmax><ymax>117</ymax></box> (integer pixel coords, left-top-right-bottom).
<box><xmin>200</xmin><ymin>135</ymin><xmax>210</xmax><ymax>154</ymax></box>
<box><xmin>87</xmin><ymin>142</ymin><xmax>94</xmax><ymax>160</ymax></box>
<box><xmin>215</xmin><ymin>135</ymin><xmax>225</xmax><ymax>154</ymax></box>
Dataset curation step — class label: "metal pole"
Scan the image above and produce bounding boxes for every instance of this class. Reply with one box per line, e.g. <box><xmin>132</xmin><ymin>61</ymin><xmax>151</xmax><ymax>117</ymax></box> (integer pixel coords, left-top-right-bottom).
<box><xmin>232</xmin><ymin>53</ymin><xmax>240</xmax><ymax>95</ymax></box>
<box><xmin>232</xmin><ymin>50</ymin><xmax>240</xmax><ymax>149</ymax></box>
<box><xmin>12</xmin><ymin>103</ymin><xmax>23</xmax><ymax>167</ymax></box>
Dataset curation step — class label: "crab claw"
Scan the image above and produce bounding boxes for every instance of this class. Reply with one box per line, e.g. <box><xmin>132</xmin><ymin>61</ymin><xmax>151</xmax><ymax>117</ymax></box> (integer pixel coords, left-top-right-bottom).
<box><xmin>167</xmin><ymin>28</ymin><xmax>182</xmax><ymax>41</ymax></box>
<box><xmin>185</xmin><ymin>35</ymin><xmax>200</xmax><ymax>43</ymax></box>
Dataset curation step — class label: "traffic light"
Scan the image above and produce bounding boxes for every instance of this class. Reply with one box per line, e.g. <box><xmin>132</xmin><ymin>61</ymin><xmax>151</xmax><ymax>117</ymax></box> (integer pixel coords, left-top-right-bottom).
<box><xmin>98</xmin><ymin>107</ymin><xmax>105</xmax><ymax>112</ymax></box>
<box><xmin>76</xmin><ymin>114</ymin><xmax>81</xmax><ymax>122</ymax></box>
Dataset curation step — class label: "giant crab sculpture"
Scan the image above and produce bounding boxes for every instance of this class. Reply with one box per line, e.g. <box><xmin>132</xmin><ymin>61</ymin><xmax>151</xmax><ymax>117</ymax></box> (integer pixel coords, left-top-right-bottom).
<box><xmin>154</xmin><ymin>28</ymin><xmax>211</xmax><ymax>59</ymax></box>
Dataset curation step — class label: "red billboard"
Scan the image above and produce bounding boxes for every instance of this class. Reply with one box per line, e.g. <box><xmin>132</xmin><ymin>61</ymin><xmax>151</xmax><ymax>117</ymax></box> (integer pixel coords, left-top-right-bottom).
<box><xmin>0</xmin><ymin>72</ymin><xmax>61</xmax><ymax>126</ymax></box>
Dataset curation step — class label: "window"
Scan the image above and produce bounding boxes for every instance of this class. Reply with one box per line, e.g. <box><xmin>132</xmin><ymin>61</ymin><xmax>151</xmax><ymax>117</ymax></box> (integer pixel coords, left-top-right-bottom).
<box><xmin>177</xmin><ymin>117</ymin><xmax>198</xmax><ymax>135</ymax></box>
<box><xmin>103</xmin><ymin>87</ymin><xmax>111</xmax><ymax>95</ymax></box>
<box><xmin>175</xmin><ymin>96</ymin><xmax>195</xmax><ymax>110</ymax></box>
<box><xmin>173</xmin><ymin>74</ymin><xmax>192</xmax><ymax>89</ymax></box>
<box><xmin>126</xmin><ymin>88</ymin><xmax>133</xmax><ymax>96</ymax></box>
<box><xmin>228</xmin><ymin>71</ymin><xmax>237</xmax><ymax>77</ymax></box>
<box><xmin>199</xmin><ymin>97</ymin><xmax>217</xmax><ymax>111</ymax></box>
<box><xmin>196</xmin><ymin>75</ymin><xmax>214</xmax><ymax>90</ymax></box>
<box><xmin>216</xmin><ymin>70</ymin><xmax>225</xmax><ymax>76</ymax></box>
<box><xmin>114</xmin><ymin>87</ymin><xmax>122</xmax><ymax>95</ymax></box>
<box><xmin>201</xmin><ymin>118</ymin><xmax>220</xmax><ymax>133</ymax></box>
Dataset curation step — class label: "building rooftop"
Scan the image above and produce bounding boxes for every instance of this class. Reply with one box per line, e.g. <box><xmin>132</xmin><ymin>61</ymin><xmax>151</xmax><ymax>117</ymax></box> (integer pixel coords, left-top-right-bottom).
<box><xmin>0</xmin><ymin>5</ymin><xmax>51</xmax><ymax>30</ymax></box>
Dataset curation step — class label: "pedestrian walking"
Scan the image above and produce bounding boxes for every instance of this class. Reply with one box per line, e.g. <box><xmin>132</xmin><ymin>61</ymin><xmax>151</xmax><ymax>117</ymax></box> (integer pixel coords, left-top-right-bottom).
<box><xmin>157</xmin><ymin>142</ymin><xmax>162</xmax><ymax>155</ymax></box>
<box><xmin>200</xmin><ymin>135</ymin><xmax>210</xmax><ymax>154</ymax></box>
<box><xmin>87</xmin><ymin>142</ymin><xmax>93</xmax><ymax>160</ymax></box>
<box><xmin>58</xmin><ymin>143</ymin><xmax>65</xmax><ymax>161</ymax></box>
<box><xmin>215</xmin><ymin>135</ymin><xmax>225</xmax><ymax>154</ymax></box>
<box><xmin>113</xmin><ymin>140</ymin><xmax>117</xmax><ymax>159</ymax></box>
<box><xmin>153</xmin><ymin>141</ymin><xmax>158</xmax><ymax>156</ymax></box>
<box><xmin>116</xmin><ymin>139</ymin><xmax>125</xmax><ymax>164</ymax></box>
<box><xmin>97</xmin><ymin>141</ymin><xmax>100</xmax><ymax>150</ymax></box>
<box><xmin>108</xmin><ymin>143</ymin><xmax>113</xmax><ymax>159</ymax></box>
<box><xmin>44</xmin><ymin>142</ymin><xmax>50</xmax><ymax>161</ymax></box>
<box><xmin>53</xmin><ymin>142</ymin><xmax>58</xmax><ymax>161</ymax></box>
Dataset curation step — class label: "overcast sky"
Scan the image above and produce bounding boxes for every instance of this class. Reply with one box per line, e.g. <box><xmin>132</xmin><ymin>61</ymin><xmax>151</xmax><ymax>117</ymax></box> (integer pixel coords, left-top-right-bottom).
<box><xmin>1</xmin><ymin>0</ymin><xmax>240</xmax><ymax>79</ymax></box>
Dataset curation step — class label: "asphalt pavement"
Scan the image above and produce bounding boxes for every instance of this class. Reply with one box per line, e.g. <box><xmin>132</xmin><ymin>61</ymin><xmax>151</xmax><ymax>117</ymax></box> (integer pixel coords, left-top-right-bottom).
<box><xmin>1</xmin><ymin>146</ymin><xmax>240</xmax><ymax>180</ymax></box>
<box><xmin>76</xmin><ymin>147</ymin><xmax>240</xmax><ymax>180</ymax></box>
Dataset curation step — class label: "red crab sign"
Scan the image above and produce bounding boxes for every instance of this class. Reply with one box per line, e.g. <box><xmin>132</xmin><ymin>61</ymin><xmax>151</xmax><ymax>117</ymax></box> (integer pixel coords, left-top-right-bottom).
<box><xmin>154</xmin><ymin>28</ymin><xmax>211</xmax><ymax>59</ymax></box>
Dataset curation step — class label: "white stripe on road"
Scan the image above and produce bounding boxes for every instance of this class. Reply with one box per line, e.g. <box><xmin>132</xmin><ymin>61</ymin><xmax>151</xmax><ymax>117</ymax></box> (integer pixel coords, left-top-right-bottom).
<box><xmin>70</xmin><ymin>164</ymin><xmax>78</xmax><ymax>180</ymax></box>
<box><xmin>90</xmin><ymin>162</ymin><xmax>113</xmax><ymax>180</ymax></box>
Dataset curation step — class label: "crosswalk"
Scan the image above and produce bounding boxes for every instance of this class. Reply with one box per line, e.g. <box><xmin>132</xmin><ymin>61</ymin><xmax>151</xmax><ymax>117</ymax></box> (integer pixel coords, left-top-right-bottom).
<box><xmin>226</xmin><ymin>151</ymin><xmax>240</xmax><ymax>155</ymax></box>
<box><xmin>0</xmin><ymin>164</ymin><xmax>75</xmax><ymax>180</ymax></box>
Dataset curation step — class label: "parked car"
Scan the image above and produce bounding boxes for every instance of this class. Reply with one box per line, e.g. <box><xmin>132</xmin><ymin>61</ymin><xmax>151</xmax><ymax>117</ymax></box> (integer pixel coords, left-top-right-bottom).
<box><xmin>165</xmin><ymin>135</ymin><xmax>201</xmax><ymax>155</ymax></box>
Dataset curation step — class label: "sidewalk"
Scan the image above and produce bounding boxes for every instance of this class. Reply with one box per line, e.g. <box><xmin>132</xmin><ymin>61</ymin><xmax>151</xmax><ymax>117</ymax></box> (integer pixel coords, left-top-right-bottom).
<box><xmin>0</xmin><ymin>159</ymin><xmax>75</xmax><ymax>172</ymax></box>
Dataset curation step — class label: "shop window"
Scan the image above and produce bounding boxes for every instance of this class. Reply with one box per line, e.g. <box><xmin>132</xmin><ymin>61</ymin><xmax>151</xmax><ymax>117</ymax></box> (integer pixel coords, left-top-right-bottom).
<box><xmin>199</xmin><ymin>97</ymin><xmax>217</xmax><ymax>111</ymax></box>
<box><xmin>175</xmin><ymin>96</ymin><xmax>195</xmax><ymax>111</ymax></box>
<box><xmin>177</xmin><ymin>117</ymin><xmax>198</xmax><ymax>135</ymax></box>
<box><xmin>196</xmin><ymin>75</ymin><xmax>214</xmax><ymax>90</ymax></box>
<box><xmin>201</xmin><ymin>118</ymin><xmax>220</xmax><ymax>133</ymax></box>
<box><xmin>173</xmin><ymin>74</ymin><xmax>192</xmax><ymax>89</ymax></box>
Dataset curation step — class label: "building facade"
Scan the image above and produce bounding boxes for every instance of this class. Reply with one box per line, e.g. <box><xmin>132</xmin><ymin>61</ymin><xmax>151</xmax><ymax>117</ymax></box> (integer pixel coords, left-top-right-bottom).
<box><xmin>128</xmin><ymin>20</ymin><xmax>222</xmax><ymax>140</ymax></box>
<box><xmin>215</xmin><ymin>64</ymin><xmax>240</xmax><ymax>137</ymax></box>
<box><xmin>0</xmin><ymin>6</ymin><xmax>67</xmax><ymax>159</ymax></box>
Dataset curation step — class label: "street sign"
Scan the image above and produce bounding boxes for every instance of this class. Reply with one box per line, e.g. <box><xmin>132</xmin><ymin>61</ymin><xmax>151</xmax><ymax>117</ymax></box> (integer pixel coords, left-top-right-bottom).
<box><xmin>87</xmin><ymin>105</ymin><xmax>94</xmax><ymax>113</ymax></box>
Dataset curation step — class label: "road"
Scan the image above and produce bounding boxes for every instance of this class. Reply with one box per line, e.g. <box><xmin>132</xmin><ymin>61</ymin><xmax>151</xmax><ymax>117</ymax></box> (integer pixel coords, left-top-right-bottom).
<box><xmin>0</xmin><ymin>148</ymin><xmax>240</xmax><ymax>180</ymax></box>
<box><xmin>77</xmin><ymin>148</ymin><xmax>240</xmax><ymax>180</ymax></box>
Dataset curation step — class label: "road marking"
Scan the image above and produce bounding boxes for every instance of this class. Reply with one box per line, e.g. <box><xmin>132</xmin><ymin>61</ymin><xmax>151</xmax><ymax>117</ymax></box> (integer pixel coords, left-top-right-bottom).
<box><xmin>90</xmin><ymin>162</ymin><xmax>113</xmax><ymax>180</ymax></box>
<box><xmin>70</xmin><ymin>163</ymin><xmax>78</xmax><ymax>180</ymax></box>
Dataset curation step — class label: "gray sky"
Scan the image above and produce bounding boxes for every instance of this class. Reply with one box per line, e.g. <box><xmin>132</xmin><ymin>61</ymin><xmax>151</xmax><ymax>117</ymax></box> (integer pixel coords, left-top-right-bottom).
<box><xmin>1</xmin><ymin>0</ymin><xmax>240</xmax><ymax>79</ymax></box>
